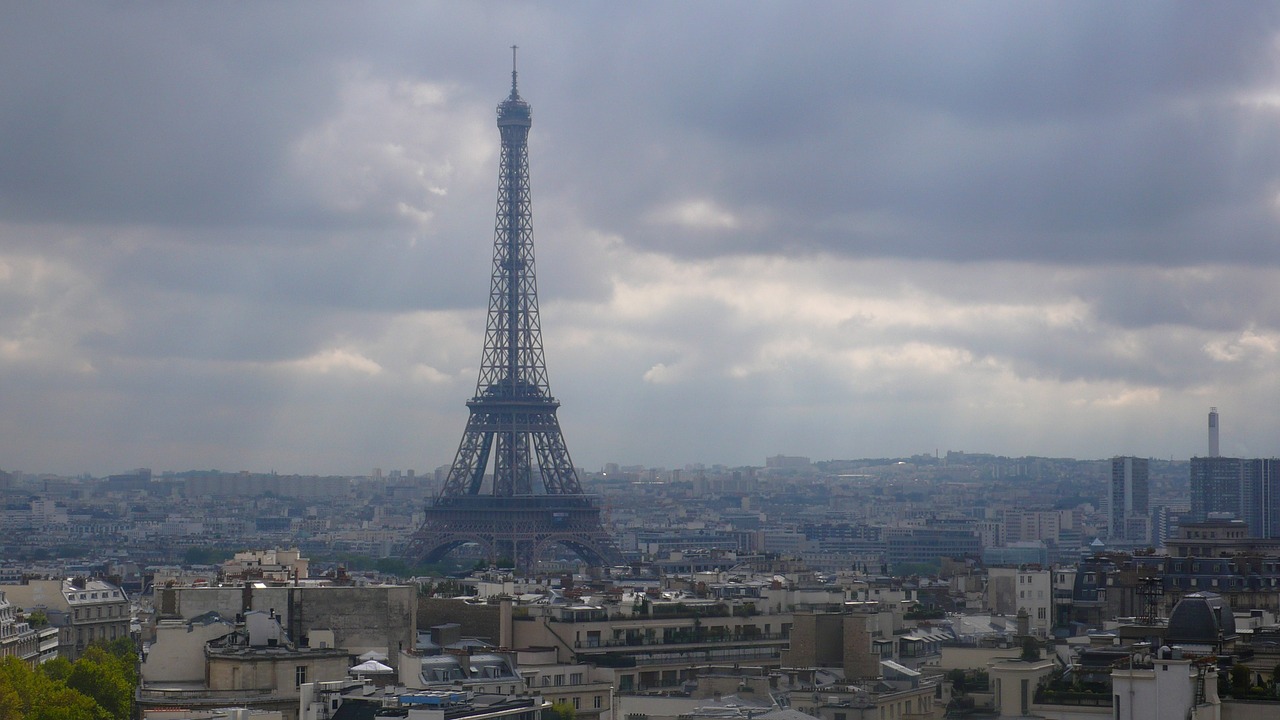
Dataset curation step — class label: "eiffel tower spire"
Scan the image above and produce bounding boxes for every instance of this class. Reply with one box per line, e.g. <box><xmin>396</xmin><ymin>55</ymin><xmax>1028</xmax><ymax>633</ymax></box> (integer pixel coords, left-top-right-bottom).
<box><xmin>407</xmin><ymin>55</ymin><xmax>621</xmax><ymax>572</ymax></box>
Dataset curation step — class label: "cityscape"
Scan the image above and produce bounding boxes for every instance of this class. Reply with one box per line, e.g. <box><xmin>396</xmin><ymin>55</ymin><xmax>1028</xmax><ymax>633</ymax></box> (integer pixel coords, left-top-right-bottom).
<box><xmin>6</xmin><ymin>5</ymin><xmax>1280</xmax><ymax>720</ymax></box>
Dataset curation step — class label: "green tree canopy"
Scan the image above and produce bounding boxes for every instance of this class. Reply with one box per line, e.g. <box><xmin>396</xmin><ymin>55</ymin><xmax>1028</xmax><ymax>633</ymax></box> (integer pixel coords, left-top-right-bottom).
<box><xmin>547</xmin><ymin>701</ymin><xmax>577</xmax><ymax>720</ymax></box>
<box><xmin>0</xmin><ymin>656</ymin><xmax>107</xmax><ymax>720</ymax></box>
<box><xmin>1020</xmin><ymin>637</ymin><xmax>1041</xmax><ymax>661</ymax></box>
<box><xmin>0</xmin><ymin>640</ymin><xmax>139</xmax><ymax>720</ymax></box>
<box><xmin>66</xmin><ymin>646</ymin><xmax>133</xmax><ymax>720</ymax></box>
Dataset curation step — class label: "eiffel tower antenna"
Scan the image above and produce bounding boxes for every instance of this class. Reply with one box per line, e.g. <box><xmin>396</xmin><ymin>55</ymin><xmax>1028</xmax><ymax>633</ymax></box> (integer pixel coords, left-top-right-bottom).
<box><xmin>510</xmin><ymin>45</ymin><xmax>518</xmax><ymax>95</ymax></box>
<box><xmin>407</xmin><ymin>54</ymin><xmax>621</xmax><ymax>572</ymax></box>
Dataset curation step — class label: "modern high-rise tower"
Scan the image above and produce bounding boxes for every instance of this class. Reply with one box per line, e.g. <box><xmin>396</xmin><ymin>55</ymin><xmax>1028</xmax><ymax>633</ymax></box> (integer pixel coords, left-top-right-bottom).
<box><xmin>406</xmin><ymin>54</ymin><xmax>621</xmax><ymax>572</ymax></box>
<box><xmin>1108</xmin><ymin>456</ymin><xmax>1149</xmax><ymax>543</ymax></box>
<box><xmin>1190</xmin><ymin>455</ymin><xmax>1280</xmax><ymax>538</ymax></box>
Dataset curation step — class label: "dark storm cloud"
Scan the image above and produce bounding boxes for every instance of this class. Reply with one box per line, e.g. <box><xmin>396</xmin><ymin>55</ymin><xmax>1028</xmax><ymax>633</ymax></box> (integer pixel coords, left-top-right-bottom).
<box><xmin>4</xmin><ymin>2</ymin><xmax>1280</xmax><ymax>473</ymax></box>
<box><xmin>0</xmin><ymin>3</ymin><xmax>504</xmax><ymax>228</ymax></box>
<box><xmin>537</xmin><ymin>4</ymin><xmax>1280</xmax><ymax>265</ymax></box>
<box><xmin>5</xmin><ymin>3</ymin><xmax>1278</xmax><ymax>263</ymax></box>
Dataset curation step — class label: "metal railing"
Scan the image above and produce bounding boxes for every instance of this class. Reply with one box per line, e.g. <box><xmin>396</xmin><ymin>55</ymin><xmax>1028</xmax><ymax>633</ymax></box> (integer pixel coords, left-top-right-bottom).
<box><xmin>575</xmin><ymin>632</ymin><xmax>788</xmax><ymax>649</ymax></box>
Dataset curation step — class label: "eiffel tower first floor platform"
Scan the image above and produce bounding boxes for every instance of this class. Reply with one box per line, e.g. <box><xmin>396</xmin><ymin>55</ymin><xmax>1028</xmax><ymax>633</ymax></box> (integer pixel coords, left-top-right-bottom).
<box><xmin>406</xmin><ymin>495</ymin><xmax>623</xmax><ymax>572</ymax></box>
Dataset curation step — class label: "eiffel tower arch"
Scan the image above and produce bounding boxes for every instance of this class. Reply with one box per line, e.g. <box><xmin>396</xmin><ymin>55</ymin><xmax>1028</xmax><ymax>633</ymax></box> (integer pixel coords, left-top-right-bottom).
<box><xmin>406</xmin><ymin>51</ymin><xmax>622</xmax><ymax>573</ymax></box>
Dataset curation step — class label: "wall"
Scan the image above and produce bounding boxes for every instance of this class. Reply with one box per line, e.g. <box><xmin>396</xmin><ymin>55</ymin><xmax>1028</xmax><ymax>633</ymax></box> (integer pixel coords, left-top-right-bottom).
<box><xmin>170</xmin><ymin>586</ymin><xmax>416</xmax><ymax>664</ymax></box>
<box><xmin>142</xmin><ymin>618</ymin><xmax>235</xmax><ymax>682</ymax></box>
<box><xmin>419</xmin><ymin>598</ymin><xmax>501</xmax><ymax>644</ymax></box>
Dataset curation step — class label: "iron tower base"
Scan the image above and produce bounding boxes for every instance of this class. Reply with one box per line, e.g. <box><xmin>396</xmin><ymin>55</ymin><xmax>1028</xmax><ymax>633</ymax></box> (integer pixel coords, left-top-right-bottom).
<box><xmin>407</xmin><ymin>495</ymin><xmax>622</xmax><ymax>572</ymax></box>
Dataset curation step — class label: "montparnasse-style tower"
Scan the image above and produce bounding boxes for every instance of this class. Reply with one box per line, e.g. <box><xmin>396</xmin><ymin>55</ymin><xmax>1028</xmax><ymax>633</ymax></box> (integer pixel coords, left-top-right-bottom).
<box><xmin>407</xmin><ymin>51</ymin><xmax>622</xmax><ymax>572</ymax></box>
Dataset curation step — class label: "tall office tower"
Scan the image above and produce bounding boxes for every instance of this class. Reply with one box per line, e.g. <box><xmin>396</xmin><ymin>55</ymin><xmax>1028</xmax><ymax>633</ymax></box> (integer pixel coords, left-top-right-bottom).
<box><xmin>406</xmin><ymin>54</ymin><xmax>621</xmax><ymax>572</ymax></box>
<box><xmin>1191</xmin><ymin>456</ymin><xmax>1280</xmax><ymax>538</ymax></box>
<box><xmin>1243</xmin><ymin>458</ymin><xmax>1280</xmax><ymax>538</ymax></box>
<box><xmin>1190</xmin><ymin>455</ymin><xmax>1244</xmax><ymax>525</ymax></box>
<box><xmin>1208</xmin><ymin>407</ymin><xmax>1220</xmax><ymax>457</ymax></box>
<box><xmin>1108</xmin><ymin>457</ymin><xmax>1150</xmax><ymax>542</ymax></box>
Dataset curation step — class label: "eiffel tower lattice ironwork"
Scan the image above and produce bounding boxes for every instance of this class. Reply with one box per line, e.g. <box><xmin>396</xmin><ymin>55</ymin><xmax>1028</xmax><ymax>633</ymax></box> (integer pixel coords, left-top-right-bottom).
<box><xmin>406</xmin><ymin>52</ymin><xmax>622</xmax><ymax>572</ymax></box>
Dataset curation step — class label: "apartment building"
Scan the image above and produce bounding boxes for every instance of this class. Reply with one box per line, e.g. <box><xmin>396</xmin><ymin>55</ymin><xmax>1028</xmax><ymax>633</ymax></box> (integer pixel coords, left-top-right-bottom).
<box><xmin>509</xmin><ymin>592</ymin><xmax>792</xmax><ymax>693</ymax></box>
<box><xmin>1</xmin><ymin>577</ymin><xmax>129</xmax><ymax>660</ymax></box>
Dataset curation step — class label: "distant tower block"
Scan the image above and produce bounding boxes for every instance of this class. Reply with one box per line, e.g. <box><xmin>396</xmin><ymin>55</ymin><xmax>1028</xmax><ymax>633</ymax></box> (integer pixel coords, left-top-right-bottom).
<box><xmin>405</xmin><ymin>52</ymin><xmax>621</xmax><ymax>572</ymax></box>
<box><xmin>1209</xmin><ymin>407</ymin><xmax>1220</xmax><ymax>457</ymax></box>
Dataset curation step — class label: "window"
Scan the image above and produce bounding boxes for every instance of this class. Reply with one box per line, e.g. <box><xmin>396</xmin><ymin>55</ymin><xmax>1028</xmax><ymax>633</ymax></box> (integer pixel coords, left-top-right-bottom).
<box><xmin>573</xmin><ymin>698</ymin><xmax>580</xmax><ymax>710</ymax></box>
<box><xmin>594</xmin><ymin>696</ymin><xmax>602</xmax><ymax>709</ymax></box>
<box><xmin>295</xmin><ymin>665</ymin><xmax>307</xmax><ymax>687</ymax></box>
<box><xmin>555</xmin><ymin>675</ymin><xmax>565</xmax><ymax>686</ymax></box>
<box><xmin>570</xmin><ymin>673</ymin><xmax>583</xmax><ymax>685</ymax></box>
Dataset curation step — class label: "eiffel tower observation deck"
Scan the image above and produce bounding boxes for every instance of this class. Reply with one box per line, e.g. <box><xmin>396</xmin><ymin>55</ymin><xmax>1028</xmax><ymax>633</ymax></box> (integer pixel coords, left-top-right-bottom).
<box><xmin>407</xmin><ymin>51</ymin><xmax>622</xmax><ymax>572</ymax></box>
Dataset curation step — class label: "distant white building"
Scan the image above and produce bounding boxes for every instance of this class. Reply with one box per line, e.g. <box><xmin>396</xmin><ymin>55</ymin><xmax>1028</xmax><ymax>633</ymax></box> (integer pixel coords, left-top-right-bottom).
<box><xmin>985</xmin><ymin>567</ymin><xmax>1051</xmax><ymax>638</ymax></box>
<box><xmin>221</xmin><ymin>548</ymin><xmax>309</xmax><ymax>584</ymax></box>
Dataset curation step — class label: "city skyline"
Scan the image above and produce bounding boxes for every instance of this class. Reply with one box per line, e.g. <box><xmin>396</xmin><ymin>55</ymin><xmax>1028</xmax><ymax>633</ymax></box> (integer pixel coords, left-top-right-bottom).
<box><xmin>4</xmin><ymin>5</ymin><xmax>1280</xmax><ymax>476</ymax></box>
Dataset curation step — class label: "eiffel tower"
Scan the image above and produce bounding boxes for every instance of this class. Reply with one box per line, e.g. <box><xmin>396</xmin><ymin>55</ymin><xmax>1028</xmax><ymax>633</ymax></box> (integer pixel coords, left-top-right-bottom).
<box><xmin>407</xmin><ymin>51</ymin><xmax>622</xmax><ymax>572</ymax></box>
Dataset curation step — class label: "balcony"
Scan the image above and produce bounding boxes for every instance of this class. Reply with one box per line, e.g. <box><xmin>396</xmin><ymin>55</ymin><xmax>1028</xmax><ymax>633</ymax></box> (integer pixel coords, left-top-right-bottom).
<box><xmin>1033</xmin><ymin>688</ymin><xmax>1113</xmax><ymax>707</ymax></box>
<box><xmin>575</xmin><ymin>632</ymin><xmax>788</xmax><ymax>651</ymax></box>
<box><xmin>137</xmin><ymin>686</ymin><xmax>288</xmax><ymax>706</ymax></box>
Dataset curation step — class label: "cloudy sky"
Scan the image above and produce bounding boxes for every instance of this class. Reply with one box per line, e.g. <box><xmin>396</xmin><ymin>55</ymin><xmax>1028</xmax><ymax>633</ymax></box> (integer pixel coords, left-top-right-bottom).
<box><xmin>4</xmin><ymin>3</ymin><xmax>1280</xmax><ymax>476</ymax></box>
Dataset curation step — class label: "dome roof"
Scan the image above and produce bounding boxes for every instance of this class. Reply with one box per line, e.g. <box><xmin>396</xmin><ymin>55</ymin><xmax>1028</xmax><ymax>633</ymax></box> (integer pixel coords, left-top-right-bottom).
<box><xmin>1167</xmin><ymin>591</ymin><xmax>1236</xmax><ymax>644</ymax></box>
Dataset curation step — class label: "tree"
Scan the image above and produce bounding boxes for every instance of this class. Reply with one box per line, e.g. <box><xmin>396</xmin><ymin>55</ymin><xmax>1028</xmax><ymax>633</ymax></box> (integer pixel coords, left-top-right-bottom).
<box><xmin>0</xmin><ymin>656</ymin><xmax>105</xmax><ymax>720</ymax></box>
<box><xmin>1020</xmin><ymin>637</ymin><xmax>1041</xmax><ymax>661</ymax></box>
<box><xmin>38</xmin><ymin>657</ymin><xmax>72</xmax><ymax>683</ymax></box>
<box><xmin>24</xmin><ymin>611</ymin><xmax>47</xmax><ymax>628</ymax></box>
<box><xmin>546</xmin><ymin>702</ymin><xmax>576</xmax><ymax>720</ymax></box>
<box><xmin>0</xmin><ymin>657</ymin><xmax>28</xmax><ymax>720</ymax></box>
<box><xmin>183</xmin><ymin>546</ymin><xmax>230</xmax><ymax>566</ymax></box>
<box><xmin>1231</xmin><ymin>663</ymin><xmax>1251</xmax><ymax>695</ymax></box>
<box><xmin>374</xmin><ymin>557</ymin><xmax>410</xmax><ymax>577</ymax></box>
<box><xmin>95</xmin><ymin>638</ymin><xmax>139</xmax><ymax>685</ymax></box>
<box><xmin>66</xmin><ymin>647</ymin><xmax>132</xmax><ymax>720</ymax></box>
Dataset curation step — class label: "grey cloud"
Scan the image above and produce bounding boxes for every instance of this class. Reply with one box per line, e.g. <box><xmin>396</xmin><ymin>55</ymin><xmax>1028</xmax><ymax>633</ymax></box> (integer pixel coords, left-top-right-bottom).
<box><xmin>6</xmin><ymin>2</ymin><xmax>1280</xmax><ymax>473</ymax></box>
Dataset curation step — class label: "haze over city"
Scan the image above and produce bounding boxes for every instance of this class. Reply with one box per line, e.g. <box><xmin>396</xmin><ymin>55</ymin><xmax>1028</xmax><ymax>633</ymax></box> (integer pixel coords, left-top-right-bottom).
<box><xmin>4</xmin><ymin>3</ymin><xmax>1280</xmax><ymax>476</ymax></box>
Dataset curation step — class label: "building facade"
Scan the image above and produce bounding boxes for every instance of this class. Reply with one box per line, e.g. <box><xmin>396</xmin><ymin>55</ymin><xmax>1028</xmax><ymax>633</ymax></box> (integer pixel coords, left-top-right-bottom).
<box><xmin>1190</xmin><ymin>456</ymin><xmax>1280</xmax><ymax>538</ymax></box>
<box><xmin>1</xmin><ymin>578</ymin><xmax>129</xmax><ymax>660</ymax></box>
<box><xmin>1107</xmin><ymin>457</ymin><xmax>1149</xmax><ymax>543</ymax></box>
